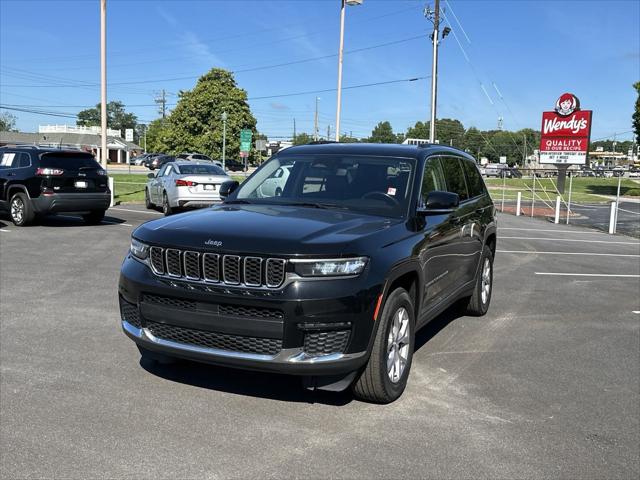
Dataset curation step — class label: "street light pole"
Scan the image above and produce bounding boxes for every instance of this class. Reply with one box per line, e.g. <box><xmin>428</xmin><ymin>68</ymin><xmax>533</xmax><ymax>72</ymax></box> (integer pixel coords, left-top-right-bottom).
<box><xmin>335</xmin><ymin>0</ymin><xmax>362</xmax><ymax>142</ymax></box>
<box><xmin>100</xmin><ymin>0</ymin><xmax>107</xmax><ymax>168</ymax></box>
<box><xmin>221</xmin><ymin>111</ymin><xmax>227</xmax><ymax>170</ymax></box>
<box><xmin>314</xmin><ymin>97</ymin><xmax>319</xmax><ymax>141</ymax></box>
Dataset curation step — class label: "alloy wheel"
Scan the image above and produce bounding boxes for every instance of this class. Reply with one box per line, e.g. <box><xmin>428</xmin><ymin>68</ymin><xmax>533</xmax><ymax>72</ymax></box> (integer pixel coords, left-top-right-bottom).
<box><xmin>387</xmin><ymin>307</ymin><xmax>410</xmax><ymax>383</ymax></box>
<box><xmin>481</xmin><ymin>258</ymin><xmax>491</xmax><ymax>305</ymax></box>
<box><xmin>11</xmin><ymin>197</ymin><xmax>24</xmax><ymax>223</ymax></box>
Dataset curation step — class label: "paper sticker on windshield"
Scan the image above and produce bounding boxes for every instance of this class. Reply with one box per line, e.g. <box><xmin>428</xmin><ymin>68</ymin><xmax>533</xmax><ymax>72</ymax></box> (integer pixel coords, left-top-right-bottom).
<box><xmin>387</xmin><ymin>187</ymin><xmax>397</xmax><ymax>196</ymax></box>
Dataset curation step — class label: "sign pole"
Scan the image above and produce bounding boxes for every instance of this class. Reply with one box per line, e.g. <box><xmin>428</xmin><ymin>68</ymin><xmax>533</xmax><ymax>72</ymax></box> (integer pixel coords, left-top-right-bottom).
<box><xmin>566</xmin><ymin>173</ymin><xmax>573</xmax><ymax>224</ymax></box>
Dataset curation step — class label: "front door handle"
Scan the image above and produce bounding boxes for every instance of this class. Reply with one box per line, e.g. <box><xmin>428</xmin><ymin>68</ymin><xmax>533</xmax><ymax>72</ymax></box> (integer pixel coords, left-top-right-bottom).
<box><xmin>7</xmin><ymin>173</ymin><xmax>15</xmax><ymax>177</ymax></box>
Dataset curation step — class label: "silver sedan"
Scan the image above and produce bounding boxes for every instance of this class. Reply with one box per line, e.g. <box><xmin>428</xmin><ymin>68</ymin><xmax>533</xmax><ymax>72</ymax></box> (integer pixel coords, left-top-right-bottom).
<box><xmin>145</xmin><ymin>161</ymin><xmax>231</xmax><ymax>215</ymax></box>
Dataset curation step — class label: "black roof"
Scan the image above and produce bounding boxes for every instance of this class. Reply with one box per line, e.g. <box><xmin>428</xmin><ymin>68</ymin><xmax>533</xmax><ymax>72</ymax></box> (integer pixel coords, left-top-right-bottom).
<box><xmin>0</xmin><ymin>145</ymin><xmax>93</xmax><ymax>155</ymax></box>
<box><xmin>278</xmin><ymin>142</ymin><xmax>474</xmax><ymax>161</ymax></box>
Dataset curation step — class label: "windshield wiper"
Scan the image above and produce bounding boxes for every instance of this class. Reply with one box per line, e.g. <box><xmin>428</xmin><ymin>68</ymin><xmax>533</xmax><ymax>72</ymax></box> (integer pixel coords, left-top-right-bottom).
<box><xmin>280</xmin><ymin>201</ymin><xmax>348</xmax><ymax>210</ymax></box>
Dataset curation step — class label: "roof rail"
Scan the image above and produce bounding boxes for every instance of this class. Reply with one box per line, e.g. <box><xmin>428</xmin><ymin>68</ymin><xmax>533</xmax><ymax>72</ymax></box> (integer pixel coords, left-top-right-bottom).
<box><xmin>307</xmin><ymin>140</ymin><xmax>338</xmax><ymax>145</ymax></box>
<box><xmin>2</xmin><ymin>144</ymin><xmax>40</xmax><ymax>149</ymax></box>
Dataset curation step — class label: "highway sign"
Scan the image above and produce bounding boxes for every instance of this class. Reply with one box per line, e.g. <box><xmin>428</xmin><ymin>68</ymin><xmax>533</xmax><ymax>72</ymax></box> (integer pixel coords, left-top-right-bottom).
<box><xmin>240</xmin><ymin>129</ymin><xmax>252</xmax><ymax>152</ymax></box>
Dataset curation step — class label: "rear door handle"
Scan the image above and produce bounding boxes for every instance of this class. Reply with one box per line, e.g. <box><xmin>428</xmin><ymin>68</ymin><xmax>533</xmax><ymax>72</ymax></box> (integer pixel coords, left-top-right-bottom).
<box><xmin>7</xmin><ymin>173</ymin><xmax>16</xmax><ymax>177</ymax></box>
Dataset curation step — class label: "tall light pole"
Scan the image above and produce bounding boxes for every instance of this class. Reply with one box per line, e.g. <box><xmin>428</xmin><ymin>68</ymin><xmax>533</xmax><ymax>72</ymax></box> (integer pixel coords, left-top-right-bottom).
<box><xmin>314</xmin><ymin>97</ymin><xmax>320</xmax><ymax>141</ymax></box>
<box><xmin>335</xmin><ymin>0</ymin><xmax>363</xmax><ymax>142</ymax></box>
<box><xmin>221</xmin><ymin>111</ymin><xmax>227</xmax><ymax>170</ymax></box>
<box><xmin>100</xmin><ymin>0</ymin><xmax>107</xmax><ymax>168</ymax></box>
<box><xmin>425</xmin><ymin>1</ymin><xmax>440</xmax><ymax>144</ymax></box>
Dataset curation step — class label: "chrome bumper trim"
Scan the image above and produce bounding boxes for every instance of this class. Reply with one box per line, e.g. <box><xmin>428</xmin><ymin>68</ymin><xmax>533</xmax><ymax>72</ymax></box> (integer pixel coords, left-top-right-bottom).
<box><xmin>122</xmin><ymin>320</ymin><xmax>366</xmax><ymax>364</ymax></box>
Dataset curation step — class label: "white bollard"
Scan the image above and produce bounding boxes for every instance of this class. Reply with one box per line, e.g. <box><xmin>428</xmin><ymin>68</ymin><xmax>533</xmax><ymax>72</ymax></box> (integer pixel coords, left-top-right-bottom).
<box><xmin>516</xmin><ymin>192</ymin><xmax>522</xmax><ymax>216</ymax></box>
<box><xmin>554</xmin><ymin>195</ymin><xmax>561</xmax><ymax>224</ymax></box>
<box><xmin>109</xmin><ymin>177</ymin><xmax>115</xmax><ymax>208</ymax></box>
<box><xmin>608</xmin><ymin>201</ymin><xmax>617</xmax><ymax>234</ymax></box>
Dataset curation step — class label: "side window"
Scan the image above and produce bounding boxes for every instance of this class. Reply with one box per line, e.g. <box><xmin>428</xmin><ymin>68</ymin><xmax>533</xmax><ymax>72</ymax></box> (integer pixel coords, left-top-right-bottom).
<box><xmin>17</xmin><ymin>153</ymin><xmax>32</xmax><ymax>168</ymax></box>
<box><xmin>440</xmin><ymin>157</ymin><xmax>469</xmax><ymax>201</ymax></box>
<box><xmin>421</xmin><ymin>157</ymin><xmax>447</xmax><ymax>205</ymax></box>
<box><xmin>157</xmin><ymin>164</ymin><xmax>168</xmax><ymax>177</ymax></box>
<box><xmin>462</xmin><ymin>160</ymin><xmax>485</xmax><ymax>198</ymax></box>
<box><xmin>0</xmin><ymin>152</ymin><xmax>17</xmax><ymax>167</ymax></box>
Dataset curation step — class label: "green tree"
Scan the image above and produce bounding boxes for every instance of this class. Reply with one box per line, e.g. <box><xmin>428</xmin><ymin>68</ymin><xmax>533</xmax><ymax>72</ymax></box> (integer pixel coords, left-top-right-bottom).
<box><xmin>293</xmin><ymin>132</ymin><xmax>314</xmax><ymax>145</ymax></box>
<box><xmin>339</xmin><ymin>134</ymin><xmax>359</xmax><ymax>143</ymax></box>
<box><xmin>406</xmin><ymin>121</ymin><xmax>429</xmax><ymax>140</ymax></box>
<box><xmin>159</xmin><ymin>68</ymin><xmax>256</xmax><ymax>159</ymax></box>
<box><xmin>633</xmin><ymin>81</ymin><xmax>640</xmax><ymax>144</ymax></box>
<box><xmin>405</xmin><ymin>119</ymin><xmax>465</xmax><ymax>147</ymax></box>
<box><xmin>368</xmin><ymin>121</ymin><xmax>397</xmax><ymax>143</ymax></box>
<box><xmin>144</xmin><ymin>119</ymin><xmax>169</xmax><ymax>153</ymax></box>
<box><xmin>77</xmin><ymin>101</ymin><xmax>138</xmax><ymax>140</ymax></box>
<box><xmin>0</xmin><ymin>112</ymin><xmax>17</xmax><ymax>131</ymax></box>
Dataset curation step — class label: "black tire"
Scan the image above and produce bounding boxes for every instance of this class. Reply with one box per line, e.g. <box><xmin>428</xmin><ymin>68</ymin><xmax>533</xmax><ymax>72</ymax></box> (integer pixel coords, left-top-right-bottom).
<box><xmin>162</xmin><ymin>192</ymin><xmax>173</xmax><ymax>216</ymax></box>
<box><xmin>466</xmin><ymin>245</ymin><xmax>494</xmax><ymax>316</ymax></box>
<box><xmin>353</xmin><ymin>287</ymin><xmax>415</xmax><ymax>404</ymax></box>
<box><xmin>9</xmin><ymin>192</ymin><xmax>35</xmax><ymax>226</ymax></box>
<box><xmin>137</xmin><ymin>345</ymin><xmax>178</xmax><ymax>365</ymax></box>
<box><xmin>145</xmin><ymin>188</ymin><xmax>155</xmax><ymax>209</ymax></box>
<box><xmin>82</xmin><ymin>210</ymin><xmax>106</xmax><ymax>225</ymax></box>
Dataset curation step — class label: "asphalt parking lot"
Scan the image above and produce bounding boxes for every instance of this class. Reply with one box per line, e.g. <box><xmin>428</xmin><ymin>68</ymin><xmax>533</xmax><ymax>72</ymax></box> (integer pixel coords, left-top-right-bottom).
<box><xmin>1</xmin><ymin>207</ymin><xmax>639</xmax><ymax>479</ymax></box>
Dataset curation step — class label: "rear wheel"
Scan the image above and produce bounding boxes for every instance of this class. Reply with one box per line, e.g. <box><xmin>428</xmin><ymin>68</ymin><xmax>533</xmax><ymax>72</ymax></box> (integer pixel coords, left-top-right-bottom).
<box><xmin>145</xmin><ymin>189</ymin><xmax>155</xmax><ymax>209</ymax></box>
<box><xmin>82</xmin><ymin>210</ymin><xmax>106</xmax><ymax>225</ymax></box>
<box><xmin>353</xmin><ymin>287</ymin><xmax>415</xmax><ymax>404</ymax></box>
<box><xmin>9</xmin><ymin>192</ymin><xmax>34</xmax><ymax>226</ymax></box>
<box><xmin>162</xmin><ymin>192</ymin><xmax>173</xmax><ymax>216</ymax></box>
<box><xmin>465</xmin><ymin>245</ymin><xmax>493</xmax><ymax>316</ymax></box>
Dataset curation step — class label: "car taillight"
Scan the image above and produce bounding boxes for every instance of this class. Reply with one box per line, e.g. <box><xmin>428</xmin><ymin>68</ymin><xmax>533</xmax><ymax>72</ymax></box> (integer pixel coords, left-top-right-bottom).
<box><xmin>176</xmin><ymin>179</ymin><xmax>197</xmax><ymax>187</ymax></box>
<box><xmin>36</xmin><ymin>167</ymin><xmax>64</xmax><ymax>176</ymax></box>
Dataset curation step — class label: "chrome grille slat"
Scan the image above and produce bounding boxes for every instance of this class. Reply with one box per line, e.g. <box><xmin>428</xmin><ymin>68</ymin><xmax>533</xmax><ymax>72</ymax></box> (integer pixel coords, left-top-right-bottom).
<box><xmin>183</xmin><ymin>251</ymin><xmax>201</xmax><ymax>280</ymax></box>
<box><xmin>147</xmin><ymin>247</ymin><xmax>285</xmax><ymax>289</ymax></box>
<box><xmin>223</xmin><ymin>255</ymin><xmax>241</xmax><ymax>285</ymax></box>
<box><xmin>244</xmin><ymin>257</ymin><xmax>263</xmax><ymax>287</ymax></box>
<box><xmin>150</xmin><ymin>247</ymin><xmax>165</xmax><ymax>275</ymax></box>
<box><xmin>203</xmin><ymin>253</ymin><xmax>220</xmax><ymax>282</ymax></box>
<box><xmin>166</xmin><ymin>249</ymin><xmax>182</xmax><ymax>277</ymax></box>
<box><xmin>266</xmin><ymin>258</ymin><xmax>286</xmax><ymax>288</ymax></box>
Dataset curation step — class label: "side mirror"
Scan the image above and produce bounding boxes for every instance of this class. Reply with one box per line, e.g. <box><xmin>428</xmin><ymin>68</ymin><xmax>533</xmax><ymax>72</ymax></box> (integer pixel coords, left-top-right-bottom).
<box><xmin>417</xmin><ymin>191</ymin><xmax>459</xmax><ymax>215</ymax></box>
<box><xmin>220</xmin><ymin>180</ymin><xmax>240</xmax><ymax>200</ymax></box>
<box><xmin>147</xmin><ymin>172</ymin><xmax>155</xmax><ymax>179</ymax></box>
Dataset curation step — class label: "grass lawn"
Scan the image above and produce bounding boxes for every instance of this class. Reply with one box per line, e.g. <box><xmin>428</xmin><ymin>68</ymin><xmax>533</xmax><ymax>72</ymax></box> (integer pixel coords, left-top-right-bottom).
<box><xmin>110</xmin><ymin>174</ymin><xmax>247</xmax><ymax>204</ymax></box>
<box><xmin>485</xmin><ymin>177</ymin><xmax>639</xmax><ymax>204</ymax></box>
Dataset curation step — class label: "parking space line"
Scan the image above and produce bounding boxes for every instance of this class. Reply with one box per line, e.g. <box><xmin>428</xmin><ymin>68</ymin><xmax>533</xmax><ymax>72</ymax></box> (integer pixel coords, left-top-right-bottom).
<box><xmin>499</xmin><ymin>227</ymin><xmax>609</xmax><ymax>235</ymax></box>
<box><xmin>0</xmin><ymin>229</ymin><xmax>11</xmax><ymax>232</ymax></box>
<box><xmin>500</xmin><ymin>236</ymin><xmax>640</xmax><ymax>245</ymax></box>
<box><xmin>535</xmin><ymin>272</ymin><xmax>640</xmax><ymax>278</ymax></box>
<box><xmin>497</xmin><ymin>250</ymin><xmax>640</xmax><ymax>257</ymax></box>
<box><xmin>102</xmin><ymin>221</ymin><xmax>133</xmax><ymax>227</ymax></box>
<box><xmin>109</xmin><ymin>207</ymin><xmax>162</xmax><ymax>215</ymax></box>
<box><xmin>633</xmin><ymin>311</ymin><xmax>640</xmax><ymax>314</ymax></box>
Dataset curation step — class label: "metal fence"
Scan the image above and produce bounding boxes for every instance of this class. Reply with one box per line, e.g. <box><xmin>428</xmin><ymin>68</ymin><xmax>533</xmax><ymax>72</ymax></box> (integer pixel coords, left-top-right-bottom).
<box><xmin>485</xmin><ymin>168</ymin><xmax>640</xmax><ymax>237</ymax></box>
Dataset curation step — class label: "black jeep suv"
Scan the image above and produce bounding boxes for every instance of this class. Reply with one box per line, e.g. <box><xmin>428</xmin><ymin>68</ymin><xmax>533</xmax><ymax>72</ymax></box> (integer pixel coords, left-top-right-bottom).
<box><xmin>0</xmin><ymin>147</ymin><xmax>110</xmax><ymax>226</ymax></box>
<box><xmin>119</xmin><ymin>143</ymin><xmax>496</xmax><ymax>403</ymax></box>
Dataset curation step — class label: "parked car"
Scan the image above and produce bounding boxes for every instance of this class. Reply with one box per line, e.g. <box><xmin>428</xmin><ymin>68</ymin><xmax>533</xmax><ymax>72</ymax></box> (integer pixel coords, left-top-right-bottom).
<box><xmin>0</xmin><ymin>146</ymin><xmax>110</xmax><ymax>226</ymax></box>
<box><xmin>483</xmin><ymin>163</ymin><xmax>508</xmax><ymax>178</ymax></box>
<box><xmin>612</xmin><ymin>167</ymin><xmax>625</xmax><ymax>177</ymax></box>
<box><xmin>177</xmin><ymin>153</ymin><xmax>212</xmax><ymax>162</ymax></box>
<box><xmin>629</xmin><ymin>166</ymin><xmax>640</xmax><ymax>178</ymax></box>
<box><xmin>143</xmin><ymin>153</ymin><xmax>163</xmax><ymax>169</ymax></box>
<box><xmin>255</xmin><ymin>164</ymin><xmax>291</xmax><ymax>197</ymax></box>
<box><xmin>119</xmin><ymin>143</ymin><xmax>496</xmax><ymax>403</ymax></box>
<box><xmin>130</xmin><ymin>153</ymin><xmax>150</xmax><ymax>166</ymax></box>
<box><xmin>148</xmin><ymin>154</ymin><xmax>175</xmax><ymax>170</ymax></box>
<box><xmin>223</xmin><ymin>159</ymin><xmax>246</xmax><ymax>172</ymax></box>
<box><xmin>145</xmin><ymin>161</ymin><xmax>230</xmax><ymax>215</ymax></box>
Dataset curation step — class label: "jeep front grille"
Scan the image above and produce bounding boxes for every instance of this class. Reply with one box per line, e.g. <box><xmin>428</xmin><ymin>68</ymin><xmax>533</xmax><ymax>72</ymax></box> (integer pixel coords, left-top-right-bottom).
<box><xmin>147</xmin><ymin>247</ymin><xmax>286</xmax><ymax>288</ymax></box>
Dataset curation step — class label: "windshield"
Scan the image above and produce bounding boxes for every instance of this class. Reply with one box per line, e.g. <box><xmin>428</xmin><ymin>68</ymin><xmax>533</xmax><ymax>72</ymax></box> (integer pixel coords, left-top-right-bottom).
<box><xmin>178</xmin><ymin>164</ymin><xmax>226</xmax><ymax>175</ymax></box>
<box><xmin>234</xmin><ymin>154</ymin><xmax>415</xmax><ymax>218</ymax></box>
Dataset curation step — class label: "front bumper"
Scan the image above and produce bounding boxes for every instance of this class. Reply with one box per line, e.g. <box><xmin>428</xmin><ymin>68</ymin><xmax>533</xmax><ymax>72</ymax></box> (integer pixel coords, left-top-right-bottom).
<box><xmin>118</xmin><ymin>256</ymin><xmax>379</xmax><ymax>376</ymax></box>
<box><xmin>32</xmin><ymin>192</ymin><xmax>110</xmax><ymax>214</ymax></box>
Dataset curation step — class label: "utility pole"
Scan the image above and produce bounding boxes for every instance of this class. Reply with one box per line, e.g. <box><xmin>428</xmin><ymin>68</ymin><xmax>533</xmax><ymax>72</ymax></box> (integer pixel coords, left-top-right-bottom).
<box><xmin>327</xmin><ymin>125</ymin><xmax>331</xmax><ymax>140</ymax></box>
<box><xmin>426</xmin><ymin>0</ymin><xmax>440</xmax><ymax>144</ymax></box>
<box><xmin>314</xmin><ymin>97</ymin><xmax>319</xmax><ymax>141</ymax></box>
<box><xmin>100</xmin><ymin>0</ymin><xmax>107</xmax><ymax>168</ymax></box>
<box><xmin>221</xmin><ymin>111</ymin><xmax>227</xmax><ymax>170</ymax></box>
<box><xmin>523</xmin><ymin>133</ymin><xmax>527</xmax><ymax>166</ymax></box>
<box><xmin>155</xmin><ymin>89</ymin><xmax>167</xmax><ymax>119</ymax></box>
<box><xmin>293</xmin><ymin>118</ymin><xmax>296</xmax><ymax>143</ymax></box>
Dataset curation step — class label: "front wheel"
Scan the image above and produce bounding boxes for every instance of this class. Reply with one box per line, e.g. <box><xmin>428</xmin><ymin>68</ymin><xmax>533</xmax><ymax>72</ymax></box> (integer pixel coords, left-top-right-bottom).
<box><xmin>465</xmin><ymin>245</ymin><xmax>494</xmax><ymax>316</ymax></box>
<box><xmin>352</xmin><ymin>287</ymin><xmax>415</xmax><ymax>404</ymax></box>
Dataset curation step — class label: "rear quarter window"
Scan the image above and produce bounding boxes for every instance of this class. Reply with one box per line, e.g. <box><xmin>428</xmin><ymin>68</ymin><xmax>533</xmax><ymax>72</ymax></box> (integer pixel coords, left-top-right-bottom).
<box><xmin>462</xmin><ymin>160</ymin><xmax>486</xmax><ymax>198</ymax></box>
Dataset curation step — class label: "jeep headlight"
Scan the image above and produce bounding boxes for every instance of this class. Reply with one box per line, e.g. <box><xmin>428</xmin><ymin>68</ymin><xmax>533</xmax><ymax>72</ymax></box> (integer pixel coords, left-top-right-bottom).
<box><xmin>130</xmin><ymin>238</ymin><xmax>149</xmax><ymax>261</ymax></box>
<box><xmin>291</xmin><ymin>257</ymin><xmax>368</xmax><ymax>277</ymax></box>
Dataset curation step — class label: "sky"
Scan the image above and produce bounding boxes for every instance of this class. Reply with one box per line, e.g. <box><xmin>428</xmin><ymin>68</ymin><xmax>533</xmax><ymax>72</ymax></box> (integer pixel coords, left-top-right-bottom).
<box><xmin>0</xmin><ymin>0</ymin><xmax>638</xmax><ymax>142</ymax></box>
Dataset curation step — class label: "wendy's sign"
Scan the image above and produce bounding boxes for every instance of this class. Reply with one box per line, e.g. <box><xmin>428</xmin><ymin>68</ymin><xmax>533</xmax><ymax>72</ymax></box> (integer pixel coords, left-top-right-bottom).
<box><xmin>539</xmin><ymin>93</ymin><xmax>592</xmax><ymax>164</ymax></box>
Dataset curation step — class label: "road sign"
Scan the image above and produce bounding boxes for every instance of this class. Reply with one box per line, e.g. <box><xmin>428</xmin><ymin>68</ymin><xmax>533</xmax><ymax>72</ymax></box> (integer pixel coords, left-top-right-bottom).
<box><xmin>255</xmin><ymin>139</ymin><xmax>267</xmax><ymax>151</ymax></box>
<box><xmin>239</xmin><ymin>151</ymin><xmax>248</xmax><ymax>158</ymax></box>
<box><xmin>499</xmin><ymin>156</ymin><xmax>507</xmax><ymax>164</ymax></box>
<box><xmin>240</xmin><ymin>129</ymin><xmax>252</xmax><ymax>152</ymax></box>
<box><xmin>125</xmin><ymin>129</ymin><xmax>134</xmax><ymax>142</ymax></box>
